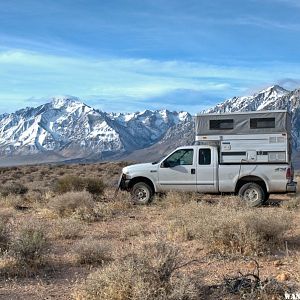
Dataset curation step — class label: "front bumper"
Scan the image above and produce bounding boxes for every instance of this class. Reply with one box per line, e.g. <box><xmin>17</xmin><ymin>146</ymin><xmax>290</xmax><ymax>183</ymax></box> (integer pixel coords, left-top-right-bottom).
<box><xmin>287</xmin><ymin>181</ymin><xmax>297</xmax><ymax>193</ymax></box>
<box><xmin>118</xmin><ymin>174</ymin><xmax>130</xmax><ymax>190</ymax></box>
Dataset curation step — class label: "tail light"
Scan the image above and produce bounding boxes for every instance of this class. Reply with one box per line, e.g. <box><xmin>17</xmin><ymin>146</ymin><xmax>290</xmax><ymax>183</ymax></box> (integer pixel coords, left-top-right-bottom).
<box><xmin>286</xmin><ymin>167</ymin><xmax>293</xmax><ymax>180</ymax></box>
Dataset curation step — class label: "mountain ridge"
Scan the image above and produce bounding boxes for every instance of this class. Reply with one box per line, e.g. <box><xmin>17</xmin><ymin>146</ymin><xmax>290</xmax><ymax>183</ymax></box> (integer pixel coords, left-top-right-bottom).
<box><xmin>0</xmin><ymin>96</ymin><xmax>191</xmax><ymax>165</ymax></box>
<box><xmin>1</xmin><ymin>85</ymin><xmax>300</xmax><ymax>166</ymax></box>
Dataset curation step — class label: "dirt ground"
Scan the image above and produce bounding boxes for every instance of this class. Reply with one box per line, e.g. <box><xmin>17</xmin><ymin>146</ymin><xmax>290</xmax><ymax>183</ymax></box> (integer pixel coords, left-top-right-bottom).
<box><xmin>0</xmin><ymin>162</ymin><xmax>299</xmax><ymax>300</ymax></box>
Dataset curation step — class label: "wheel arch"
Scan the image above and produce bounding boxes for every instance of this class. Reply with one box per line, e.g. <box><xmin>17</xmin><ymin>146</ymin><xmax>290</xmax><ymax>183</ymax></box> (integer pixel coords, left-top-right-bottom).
<box><xmin>128</xmin><ymin>176</ymin><xmax>156</xmax><ymax>193</ymax></box>
<box><xmin>235</xmin><ymin>175</ymin><xmax>268</xmax><ymax>195</ymax></box>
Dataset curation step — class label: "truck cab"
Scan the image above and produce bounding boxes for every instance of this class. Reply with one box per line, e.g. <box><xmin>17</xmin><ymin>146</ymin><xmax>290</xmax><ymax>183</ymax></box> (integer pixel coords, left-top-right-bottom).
<box><xmin>119</xmin><ymin>145</ymin><xmax>218</xmax><ymax>203</ymax></box>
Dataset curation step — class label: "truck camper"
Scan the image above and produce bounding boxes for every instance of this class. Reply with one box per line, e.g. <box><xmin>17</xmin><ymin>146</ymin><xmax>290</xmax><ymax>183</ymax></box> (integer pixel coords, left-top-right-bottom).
<box><xmin>119</xmin><ymin>110</ymin><xmax>296</xmax><ymax>207</ymax></box>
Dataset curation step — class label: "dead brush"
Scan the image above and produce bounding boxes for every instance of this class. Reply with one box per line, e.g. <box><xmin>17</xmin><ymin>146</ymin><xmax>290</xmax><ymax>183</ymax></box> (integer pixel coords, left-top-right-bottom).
<box><xmin>2</xmin><ymin>194</ymin><xmax>29</xmax><ymax>210</ymax></box>
<box><xmin>0</xmin><ymin>182</ymin><xmax>28</xmax><ymax>197</ymax></box>
<box><xmin>73</xmin><ymin>238</ymin><xmax>112</xmax><ymax>265</ymax></box>
<box><xmin>166</xmin><ymin>201</ymin><xmax>291</xmax><ymax>255</ymax></box>
<box><xmin>223</xmin><ymin>259</ymin><xmax>291</xmax><ymax>299</ymax></box>
<box><xmin>282</xmin><ymin>196</ymin><xmax>300</xmax><ymax>210</ymax></box>
<box><xmin>0</xmin><ymin>219</ymin><xmax>10</xmax><ymax>254</ymax></box>
<box><xmin>155</xmin><ymin>191</ymin><xmax>201</xmax><ymax>208</ymax></box>
<box><xmin>52</xmin><ymin>218</ymin><xmax>84</xmax><ymax>239</ymax></box>
<box><xmin>53</xmin><ymin>175</ymin><xmax>105</xmax><ymax>196</ymax></box>
<box><xmin>75</xmin><ymin>239</ymin><xmax>200</xmax><ymax>300</ymax></box>
<box><xmin>49</xmin><ymin>191</ymin><xmax>94</xmax><ymax>217</ymax></box>
<box><xmin>119</xmin><ymin>222</ymin><xmax>147</xmax><ymax>241</ymax></box>
<box><xmin>9</xmin><ymin>219</ymin><xmax>49</xmax><ymax>270</ymax></box>
<box><xmin>76</xmin><ymin>190</ymin><xmax>134</xmax><ymax>222</ymax></box>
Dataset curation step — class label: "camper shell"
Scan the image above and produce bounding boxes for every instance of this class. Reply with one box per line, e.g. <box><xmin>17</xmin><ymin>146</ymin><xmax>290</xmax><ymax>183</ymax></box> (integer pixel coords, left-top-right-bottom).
<box><xmin>195</xmin><ymin>110</ymin><xmax>292</xmax><ymax>164</ymax></box>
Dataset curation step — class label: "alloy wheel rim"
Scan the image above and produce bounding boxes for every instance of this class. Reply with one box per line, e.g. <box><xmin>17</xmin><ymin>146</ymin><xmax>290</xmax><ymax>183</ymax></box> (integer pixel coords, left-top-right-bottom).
<box><xmin>135</xmin><ymin>188</ymin><xmax>149</xmax><ymax>201</ymax></box>
<box><xmin>244</xmin><ymin>188</ymin><xmax>259</xmax><ymax>202</ymax></box>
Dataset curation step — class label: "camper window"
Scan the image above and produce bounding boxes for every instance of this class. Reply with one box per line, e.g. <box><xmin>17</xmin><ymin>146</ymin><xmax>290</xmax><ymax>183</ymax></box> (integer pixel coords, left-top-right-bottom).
<box><xmin>250</xmin><ymin>117</ymin><xmax>275</xmax><ymax>129</ymax></box>
<box><xmin>209</xmin><ymin>119</ymin><xmax>233</xmax><ymax>130</ymax></box>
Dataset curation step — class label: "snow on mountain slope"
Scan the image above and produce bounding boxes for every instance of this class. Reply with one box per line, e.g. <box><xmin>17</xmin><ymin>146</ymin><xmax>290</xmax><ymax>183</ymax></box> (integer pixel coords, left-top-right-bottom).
<box><xmin>0</xmin><ymin>96</ymin><xmax>123</xmax><ymax>158</ymax></box>
<box><xmin>206</xmin><ymin>85</ymin><xmax>290</xmax><ymax>113</ymax></box>
<box><xmin>2</xmin><ymin>85</ymin><xmax>300</xmax><ymax>166</ymax></box>
<box><xmin>0</xmin><ymin>96</ymin><xmax>191</xmax><ymax>162</ymax></box>
<box><xmin>206</xmin><ymin>85</ymin><xmax>300</xmax><ymax>150</ymax></box>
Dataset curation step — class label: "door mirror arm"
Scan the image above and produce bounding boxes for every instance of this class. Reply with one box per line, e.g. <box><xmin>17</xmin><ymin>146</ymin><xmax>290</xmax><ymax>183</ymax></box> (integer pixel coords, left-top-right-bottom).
<box><xmin>161</xmin><ymin>161</ymin><xmax>170</xmax><ymax>168</ymax></box>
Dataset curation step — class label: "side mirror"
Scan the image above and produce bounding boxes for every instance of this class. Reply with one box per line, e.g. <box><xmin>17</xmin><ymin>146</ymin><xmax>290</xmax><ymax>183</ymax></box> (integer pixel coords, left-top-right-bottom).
<box><xmin>161</xmin><ymin>161</ymin><xmax>170</xmax><ymax>168</ymax></box>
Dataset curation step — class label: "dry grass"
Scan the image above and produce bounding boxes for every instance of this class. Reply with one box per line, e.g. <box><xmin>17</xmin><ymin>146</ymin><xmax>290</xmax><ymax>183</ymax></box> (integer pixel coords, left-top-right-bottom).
<box><xmin>73</xmin><ymin>238</ymin><xmax>112</xmax><ymax>265</ymax></box>
<box><xmin>0</xmin><ymin>219</ymin><xmax>10</xmax><ymax>254</ymax></box>
<box><xmin>49</xmin><ymin>191</ymin><xmax>94</xmax><ymax>217</ymax></box>
<box><xmin>282</xmin><ymin>195</ymin><xmax>300</xmax><ymax>210</ymax></box>
<box><xmin>54</xmin><ymin>175</ymin><xmax>105</xmax><ymax>196</ymax></box>
<box><xmin>0</xmin><ymin>182</ymin><xmax>28</xmax><ymax>197</ymax></box>
<box><xmin>9</xmin><ymin>219</ymin><xmax>49</xmax><ymax>269</ymax></box>
<box><xmin>52</xmin><ymin>218</ymin><xmax>84</xmax><ymax>239</ymax></box>
<box><xmin>75</xmin><ymin>239</ymin><xmax>199</xmax><ymax>300</ymax></box>
<box><xmin>166</xmin><ymin>200</ymin><xmax>292</xmax><ymax>255</ymax></box>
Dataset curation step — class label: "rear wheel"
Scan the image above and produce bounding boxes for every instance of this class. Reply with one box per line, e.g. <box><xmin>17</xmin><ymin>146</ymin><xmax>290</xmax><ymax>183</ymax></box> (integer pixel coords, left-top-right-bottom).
<box><xmin>238</xmin><ymin>182</ymin><xmax>265</xmax><ymax>207</ymax></box>
<box><xmin>131</xmin><ymin>182</ymin><xmax>154</xmax><ymax>204</ymax></box>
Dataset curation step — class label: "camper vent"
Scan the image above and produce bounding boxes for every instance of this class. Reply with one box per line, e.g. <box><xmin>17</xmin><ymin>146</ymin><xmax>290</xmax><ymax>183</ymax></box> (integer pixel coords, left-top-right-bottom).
<box><xmin>268</xmin><ymin>152</ymin><xmax>286</xmax><ymax>162</ymax></box>
<box><xmin>269</xmin><ymin>136</ymin><xmax>285</xmax><ymax>144</ymax></box>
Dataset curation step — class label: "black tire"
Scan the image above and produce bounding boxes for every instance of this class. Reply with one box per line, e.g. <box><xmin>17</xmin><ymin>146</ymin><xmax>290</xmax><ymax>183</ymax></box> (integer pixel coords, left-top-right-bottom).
<box><xmin>238</xmin><ymin>182</ymin><xmax>265</xmax><ymax>207</ymax></box>
<box><xmin>263</xmin><ymin>193</ymin><xmax>270</xmax><ymax>203</ymax></box>
<box><xmin>131</xmin><ymin>182</ymin><xmax>154</xmax><ymax>204</ymax></box>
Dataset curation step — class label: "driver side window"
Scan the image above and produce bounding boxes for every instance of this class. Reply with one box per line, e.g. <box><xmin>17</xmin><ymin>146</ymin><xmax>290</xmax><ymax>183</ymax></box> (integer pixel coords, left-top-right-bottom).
<box><xmin>163</xmin><ymin>149</ymin><xmax>193</xmax><ymax>167</ymax></box>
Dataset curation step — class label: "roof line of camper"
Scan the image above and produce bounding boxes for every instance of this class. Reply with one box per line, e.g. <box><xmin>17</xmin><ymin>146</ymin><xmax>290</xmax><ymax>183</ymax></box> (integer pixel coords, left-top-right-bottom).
<box><xmin>195</xmin><ymin>110</ymin><xmax>288</xmax><ymax>116</ymax></box>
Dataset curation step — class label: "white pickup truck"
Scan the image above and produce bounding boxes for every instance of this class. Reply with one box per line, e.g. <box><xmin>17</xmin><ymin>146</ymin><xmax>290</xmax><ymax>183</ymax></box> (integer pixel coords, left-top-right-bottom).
<box><xmin>119</xmin><ymin>110</ymin><xmax>297</xmax><ymax>206</ymax></box>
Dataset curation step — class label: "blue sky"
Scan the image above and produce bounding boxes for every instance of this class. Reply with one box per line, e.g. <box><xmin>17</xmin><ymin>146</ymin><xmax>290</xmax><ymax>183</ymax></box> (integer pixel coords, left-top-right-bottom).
<box><xmin>1</xmin><ymin>0</ymin><xmax>300</xmax><ymax>114</ymax></box>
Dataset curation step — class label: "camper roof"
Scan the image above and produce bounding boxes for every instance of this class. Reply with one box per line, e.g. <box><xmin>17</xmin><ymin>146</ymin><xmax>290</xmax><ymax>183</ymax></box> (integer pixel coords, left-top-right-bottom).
<box><xmin>195</xmin><ymin>110</ymin><xmax>288</xmax><ymax>117</ymax></box>
<box><xmin>195</xmin><ymin>110</ymin><xmax>291</xmax><ymax>136</ymax></box>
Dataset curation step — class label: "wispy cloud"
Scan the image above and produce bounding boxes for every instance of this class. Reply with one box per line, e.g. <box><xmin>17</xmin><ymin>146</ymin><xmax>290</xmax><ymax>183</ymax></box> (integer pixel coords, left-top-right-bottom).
<box><xmin>236</xmin><ymin>16</ymin><xmax>300</xmax><ymax>31</ymax></box>
<box><xmin>0</xmin><ymin>49</ymin><xmax>300</xmax><ymax>113</ymax></box>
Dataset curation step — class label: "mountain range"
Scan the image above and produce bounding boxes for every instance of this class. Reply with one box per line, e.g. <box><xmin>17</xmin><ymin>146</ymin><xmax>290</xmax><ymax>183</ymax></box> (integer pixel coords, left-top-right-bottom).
<box><xmin>0</xmin><ymin>96</ymin><xmax>191</xmax><ymax>165</ymax></box>
<box><xmin>0</xmin><ymin>85</ymin><xmax>300</xmax><ymax>166</ymax></box>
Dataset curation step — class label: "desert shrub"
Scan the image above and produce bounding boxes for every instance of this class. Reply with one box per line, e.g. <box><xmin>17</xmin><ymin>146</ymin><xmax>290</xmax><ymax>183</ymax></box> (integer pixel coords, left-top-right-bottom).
<box><xmin>282</xmin><ymin>196</ymin><xmax>300</xmax><ymax>210</ymax></box>
<box><xmin>54</xmin><ymin>175</ymin><xmax>105</xmax><ymax>195</ymax></box>
<box><xmin>223</xmin><ymin>263</ymin><xmax>290</xmax><ymax>300</ymax></box>
<box><xmin>84</xmin><ymin>178</ymin><xmax>105</xmax><ymax>196</ymax></box>
<box><xmin>49</xmin><ymin>191</ymin><xmax>94</xmax><ymax>217</ymax></box>
<box><xmin>73</xmin><ymin>238</ymin><xmax>112</xmax><ymax>265</ymax></box>
<box><xmin>158</xmin><ymin>191</ymin><xmax>200</xmax><ymax>208</ymax></box>
<box><xmin>54</xmin><ymin>175</ymin><xmax>86</xmax><ymax>193</ymax></box>
<box><xmin>0</xmin><ymin>220</ymin><xmax>10</xmax><ymax>253</ymax></box>
<box><xmin>120</xmin><ymin>222</ymin><xmax>146</xmax><ymax>240</ymax></box>
<box><xmin>74</xmin><ymin>191</ymin><xmax>133</xmax><ymax>222</ymax></box>
<box><xmin>53</xmin><ymin>218</ymin><xmax>84</xmax><ymax>239</ymax></box>
<box><xmin>2</xmin><ymin>195</ymin><xmax>26</xmax><ymax>209</ymax></box>
<box><xmin>0</xmin><ymin>182</ymin><xmax>28</xmax><ymax>197</ymax></box>
<box><xmin>166</xmin><ymin>202</ymin><xmax>291</xmax><ymax>256</ymax></box>
<box><xmin>24</xmin><ymin>190</ymin><xmax>44</xmax><ymax>204</ymax></box>
<box><xmin>76</xmin><ymin>240</ymin><xmax>199</xmax><ymax>300</ymax></box>
<box><xmin>10</xmin><ymin>221</ymin><xmax>48</xmax><ymax>267</ymax></box>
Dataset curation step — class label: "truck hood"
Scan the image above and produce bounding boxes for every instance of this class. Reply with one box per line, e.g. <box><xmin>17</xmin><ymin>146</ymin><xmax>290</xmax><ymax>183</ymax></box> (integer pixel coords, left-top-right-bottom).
<box><xmin>123</xmin><ymin>163</ymin><xmax>158</xmax><ymax>174</ymax></box>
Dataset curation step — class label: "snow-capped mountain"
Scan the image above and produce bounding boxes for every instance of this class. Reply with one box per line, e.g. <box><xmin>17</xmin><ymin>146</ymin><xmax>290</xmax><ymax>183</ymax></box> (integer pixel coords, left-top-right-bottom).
<box><xmin>205</xmin><ymin>85</ymin><xmax>300</xmax><ymax>150</ymax></box>
<box><xmin>206</xmin><ymin>85</ymin><xmax>290</xmax><ymax>113</ymax></box>
<box><xmin>0</xmin><ymin>96</ymin><xmax>191</xmax><ymax>163</ymax></box>
<box><xmin>2</xmin><ymin>85</ymin><xmax>300</xmax><ymax>166</ymax></box>
<box><xmin>130</xmin><ymin>84</ymin><xmax>300</xmax><ymax>163</ymax></box>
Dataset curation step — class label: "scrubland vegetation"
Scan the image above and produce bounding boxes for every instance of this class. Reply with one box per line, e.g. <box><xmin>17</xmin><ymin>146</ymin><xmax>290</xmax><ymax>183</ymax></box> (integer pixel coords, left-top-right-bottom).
<box><xmin>0</xmin><ymin>162</ymin><xmax>299</xmax><ymax>299</ymax></box>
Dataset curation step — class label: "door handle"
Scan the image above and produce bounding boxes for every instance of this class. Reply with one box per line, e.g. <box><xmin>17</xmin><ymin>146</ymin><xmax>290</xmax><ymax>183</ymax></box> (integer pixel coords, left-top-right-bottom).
<box><xmin>191</xmin><ymin>168</ymin><xmax>195</xmax><ymax>174</ymax></box>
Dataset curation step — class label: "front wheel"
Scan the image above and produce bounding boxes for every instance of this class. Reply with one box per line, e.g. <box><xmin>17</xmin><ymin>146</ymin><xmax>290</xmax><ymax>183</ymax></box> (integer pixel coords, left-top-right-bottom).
<box><xmin>238</xmin><ymin>182</ymin><xmax>265</xmax><ymax>207</ymax></box>
<box><xmin>131</xmin><ymin>182</ymin><xmax>153</xmax><ymax>204</ymax></box>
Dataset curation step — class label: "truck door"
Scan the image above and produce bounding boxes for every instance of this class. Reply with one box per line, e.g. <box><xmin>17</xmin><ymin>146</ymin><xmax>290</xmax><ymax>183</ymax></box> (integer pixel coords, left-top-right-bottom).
<box><xmin>197</xmin><ymin>147</ymin><xmax>218</xmax><ymax>192</ymax></box>
<box><xmin>158</xmin><ymin>148</ymin><xmax>197</xmax><ymax>191</ymax></box>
